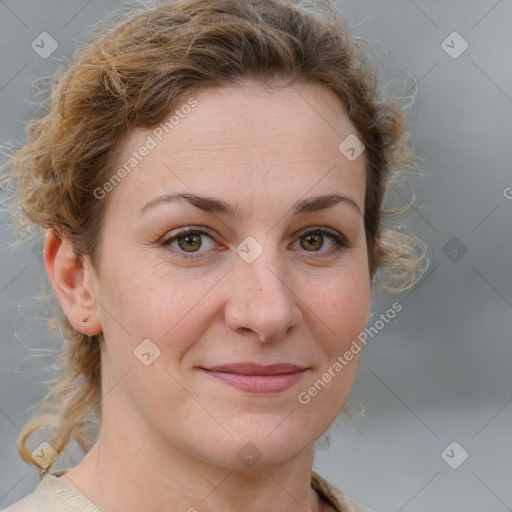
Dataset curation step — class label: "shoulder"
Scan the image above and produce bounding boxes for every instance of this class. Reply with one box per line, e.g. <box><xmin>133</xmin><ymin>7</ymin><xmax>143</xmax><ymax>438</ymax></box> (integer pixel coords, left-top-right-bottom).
<box><xmin>311</xmin><ymin>471</ymin><xmax>378</xmax><ymax>512</ymax></box>
<box><xmin>1</xmin><ymin>473</ymin><xmax>102</xmax><ymax>512</ymax></box>
<box><xmin>5</xmin><ymin>470</ymin><xmax>375</xmax><ymax>512</ymax></box>
<box><xmin>1</xmin><ymin>490</ymin><xmax>38</xmax><ymax>512</ymax></box>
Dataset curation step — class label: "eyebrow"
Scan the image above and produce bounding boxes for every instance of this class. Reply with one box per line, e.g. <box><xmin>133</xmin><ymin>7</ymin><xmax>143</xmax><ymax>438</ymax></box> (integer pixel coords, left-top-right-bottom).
<box><xmin>139</xmin><ymin>192</ymin><xmax>362</xmax><ymax>217</ymax></box>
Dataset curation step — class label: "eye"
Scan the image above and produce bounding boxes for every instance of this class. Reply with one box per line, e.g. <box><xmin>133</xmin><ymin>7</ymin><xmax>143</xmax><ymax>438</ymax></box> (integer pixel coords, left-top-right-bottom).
<box><xmin>162</xmin><ymin>228</ymin><xmax>217</xmax><ymax>259</ymax></box>
<box><xmin>291</xmin><ymin>228</ymin><xmax>349</xmax><ymax>255</ymax></box>
<box><xmin>161</xmin><ymin>226</ymin><xmax>350</xmax><ymax>260</ymax></box>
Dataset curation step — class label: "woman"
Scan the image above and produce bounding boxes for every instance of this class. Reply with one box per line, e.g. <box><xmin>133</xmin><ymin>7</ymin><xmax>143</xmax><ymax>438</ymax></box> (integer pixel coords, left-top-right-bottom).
<box><xmin>2</xmin><ymin>0</ymin><xmax>428</xmax><ymax>511</ymax></box>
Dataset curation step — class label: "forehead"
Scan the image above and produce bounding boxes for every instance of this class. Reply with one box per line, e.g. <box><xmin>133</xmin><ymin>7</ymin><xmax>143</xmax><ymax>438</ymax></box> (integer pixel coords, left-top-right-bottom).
<box><xmin>105</xmin><ymin>82</ymin><xmax>366</xmax><ymax>216</ymax></box>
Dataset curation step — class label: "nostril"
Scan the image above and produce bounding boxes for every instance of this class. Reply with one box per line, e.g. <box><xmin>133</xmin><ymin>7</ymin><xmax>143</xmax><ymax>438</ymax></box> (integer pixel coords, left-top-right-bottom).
<box><xmin>238</xmin><ymin>327</ymin><xmax>256</xmax><ymax>338</ymax></box>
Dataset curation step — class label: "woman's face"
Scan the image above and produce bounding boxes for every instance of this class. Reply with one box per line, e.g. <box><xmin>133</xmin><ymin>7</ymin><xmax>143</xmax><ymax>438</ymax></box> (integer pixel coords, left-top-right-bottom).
<box><xmin>90</xmin><ymin>81</ymin><xmax>371</xmax><ymax>468</ymax></box>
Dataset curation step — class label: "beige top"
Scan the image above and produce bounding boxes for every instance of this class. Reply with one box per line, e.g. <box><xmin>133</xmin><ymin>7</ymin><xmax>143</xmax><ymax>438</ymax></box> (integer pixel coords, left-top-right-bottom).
<box><xmin>3</xmin><ymin>470</ymin><xmax>374</xmax><ymax>512</ymax></box>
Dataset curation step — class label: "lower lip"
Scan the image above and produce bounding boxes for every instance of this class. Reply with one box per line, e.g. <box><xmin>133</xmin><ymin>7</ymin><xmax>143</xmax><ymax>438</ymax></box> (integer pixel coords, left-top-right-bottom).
<box><xmin>203</xmin><ymin>370</ymin><xmax>305</xmax><ymax>393</ymax></box>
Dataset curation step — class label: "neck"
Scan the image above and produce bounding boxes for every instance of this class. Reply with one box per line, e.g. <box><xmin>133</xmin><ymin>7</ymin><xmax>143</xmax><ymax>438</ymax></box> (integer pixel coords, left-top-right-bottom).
<box><xmin>60</xmin><ymin>413</ymin><xmax>328</xmax><ymax>512</ymax></box>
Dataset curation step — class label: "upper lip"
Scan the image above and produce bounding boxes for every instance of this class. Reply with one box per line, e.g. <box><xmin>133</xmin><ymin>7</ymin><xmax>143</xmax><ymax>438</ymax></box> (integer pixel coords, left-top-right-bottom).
<box><xmin>203</xmin><ymin>363</ymin><xmax>306</xmax><ymax>375</ymax></box>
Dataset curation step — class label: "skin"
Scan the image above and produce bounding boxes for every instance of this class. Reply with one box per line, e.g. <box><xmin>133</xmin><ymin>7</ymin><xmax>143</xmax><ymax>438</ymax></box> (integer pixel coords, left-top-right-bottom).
<box><xmin>45</xmin><ymin>81</ymin><xmax>373</xmax><ymax>512</ymax></box>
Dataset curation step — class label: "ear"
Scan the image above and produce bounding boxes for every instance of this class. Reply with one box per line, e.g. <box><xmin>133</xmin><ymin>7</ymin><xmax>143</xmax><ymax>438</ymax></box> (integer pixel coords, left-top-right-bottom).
<box><xmin>43</xmin><ymin>229</ymin><xmax>102</xmax><ymax>336</ymax></box>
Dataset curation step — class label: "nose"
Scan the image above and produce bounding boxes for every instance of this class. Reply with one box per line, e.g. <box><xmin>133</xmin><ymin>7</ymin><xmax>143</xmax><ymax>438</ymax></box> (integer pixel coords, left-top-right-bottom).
<box><xmin>223</xmin><ymin>240</ymin><xmax>303</xmax><ymax>343</ymax></box>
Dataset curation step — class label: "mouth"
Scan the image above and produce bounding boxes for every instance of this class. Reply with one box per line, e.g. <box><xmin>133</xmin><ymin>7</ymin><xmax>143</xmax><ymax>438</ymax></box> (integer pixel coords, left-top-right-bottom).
<box><xmin>200</xmin><ymin>363</ymin><xmax>308</xmax><ymax>393</ymax></box>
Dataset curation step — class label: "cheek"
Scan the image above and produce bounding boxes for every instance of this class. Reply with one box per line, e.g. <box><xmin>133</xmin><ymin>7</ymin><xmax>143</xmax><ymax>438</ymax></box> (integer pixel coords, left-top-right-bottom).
<box><xmin>98</xmin><ymin>242</ymin><xmax>371</xmax><ymax>369</ymax></box>
<box><xmin>297</xmin><ymin>268</ymin><xmax>369</xmax><ymax>420</ymax></box>
<box><xmin>101</xmin><ymin>264</ymin><xmax>221</xmax><ymax>364</ymax></box>
<box><xmin>306</xmin><ymin>263</ymin><xmax>371</xmax><ymax>347</ymax></box>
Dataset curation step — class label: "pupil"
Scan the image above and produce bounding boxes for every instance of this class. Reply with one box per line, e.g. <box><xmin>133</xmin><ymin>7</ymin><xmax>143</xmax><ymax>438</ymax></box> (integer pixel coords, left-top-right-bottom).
<box><xmin>180</xmin><ymin>234</ymin><xmax>200</xmax><ymax>252</ymax></box>
<box><xmin>303</xmin><ymin>234</ymin><xmax>322</xmax><ymax>251</ymax></box>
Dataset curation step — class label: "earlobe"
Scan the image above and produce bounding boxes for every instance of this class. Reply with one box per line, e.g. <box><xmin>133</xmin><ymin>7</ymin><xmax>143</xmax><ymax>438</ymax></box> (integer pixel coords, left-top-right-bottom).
<box><xmin>43</xmin><ymin>229</ymin><xmax>102</xmax><ymax>336</ymax></box>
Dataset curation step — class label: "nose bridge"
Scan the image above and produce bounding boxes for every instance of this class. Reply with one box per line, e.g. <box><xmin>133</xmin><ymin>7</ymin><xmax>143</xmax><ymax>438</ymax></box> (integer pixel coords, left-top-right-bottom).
<box><xmin>238</xmin><ymin>235</ymin><xmax>291</xmax><ymax>305</ymax></box>
<box><xmin>226</xmin><ymin>234</ymin><xmax>300</xmax><ymax>340</ymax></box>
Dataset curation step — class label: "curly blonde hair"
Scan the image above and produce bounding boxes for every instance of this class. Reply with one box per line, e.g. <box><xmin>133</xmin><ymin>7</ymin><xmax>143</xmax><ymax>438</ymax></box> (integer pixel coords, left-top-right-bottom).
<box><xmin>1</xmin><ymin>0</ymin><xmax>428</xmax><ymax>475</ymax></box>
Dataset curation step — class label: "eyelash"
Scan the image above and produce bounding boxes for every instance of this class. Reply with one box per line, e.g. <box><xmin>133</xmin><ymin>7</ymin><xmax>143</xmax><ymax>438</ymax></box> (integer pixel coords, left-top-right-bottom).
<box><xmin>161</xmin><ymin>227</ymin><xmax>351</xmax><ymax>260</ymax></box>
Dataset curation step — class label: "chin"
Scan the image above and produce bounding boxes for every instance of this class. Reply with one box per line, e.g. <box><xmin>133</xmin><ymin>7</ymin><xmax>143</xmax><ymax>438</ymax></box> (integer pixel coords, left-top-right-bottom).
<box><xmin>192</xmin><ymin>414</ymin><xmax>317</xmax><ymax>469</ymax></box>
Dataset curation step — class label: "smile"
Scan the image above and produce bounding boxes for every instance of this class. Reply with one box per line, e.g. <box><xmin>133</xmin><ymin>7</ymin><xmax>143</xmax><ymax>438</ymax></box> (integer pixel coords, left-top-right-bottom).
<box><xmin>200</xmin><ymin>363</ymin><xmax>308</xmax><ymax>393</ymax></box>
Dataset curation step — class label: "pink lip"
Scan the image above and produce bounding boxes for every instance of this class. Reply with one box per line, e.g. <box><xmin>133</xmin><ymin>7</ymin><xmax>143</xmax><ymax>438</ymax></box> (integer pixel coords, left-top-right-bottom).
<box><xmin>201</xmin><ymin>363</ymin><xmax>307</xmax><ymax>393</ymax></box>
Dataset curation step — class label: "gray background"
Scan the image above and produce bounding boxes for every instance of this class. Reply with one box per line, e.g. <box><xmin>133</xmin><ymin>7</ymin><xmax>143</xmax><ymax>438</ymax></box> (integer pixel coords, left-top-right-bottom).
<box><xmin>1</xmin><ymin>1</ymin><xmax>511</xmax><ymax>511</ymax></box>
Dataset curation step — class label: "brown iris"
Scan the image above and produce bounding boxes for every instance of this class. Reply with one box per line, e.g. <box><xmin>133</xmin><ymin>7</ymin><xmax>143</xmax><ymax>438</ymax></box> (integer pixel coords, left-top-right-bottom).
<box><xmin>177</xmin><ymin>233</ymin><xmax>202</xmax><ymax>252</ymax></box>
<box><xmin>300</xmin><ymin>233</ymin><xmax>323</xmax><ymax>251</ymax></box>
